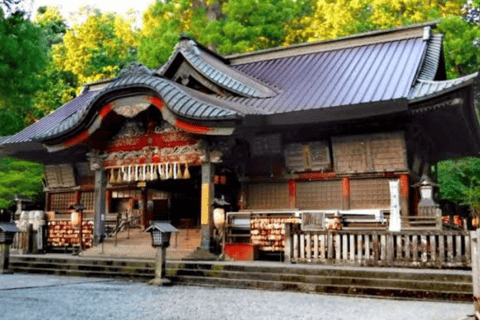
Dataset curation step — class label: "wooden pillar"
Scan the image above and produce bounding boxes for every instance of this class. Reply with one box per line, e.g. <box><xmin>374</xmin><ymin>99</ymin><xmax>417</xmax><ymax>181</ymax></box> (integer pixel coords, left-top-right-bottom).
<box><xmin>399</xmin><ymin>174</ymin><xmax>410</xmax><ymax>216</ymax></box>
<box><xmin>200</xmin><ymin>162</ymin><xmax>214</xmax><ymax>251</ymax></box>
<box><xmin>288</xmin><ymin>179</ymin><xmax>296</xmax><ymax>208</ymax></box>
<box><xmin>45</xmin><ymin>192</ymin><xmax>51</xmax><ymax>212</ymax></box>
<box><xmin>141</xmin><ymin>187</ymin><xmax>148</xmax><ymax>228</ymax></box>
<box><xmin>342</xmin><ymin>177</ymin><xmax>350</xmax><ymax>210</ymax></box>
<box><xmin>105</xmin><ymin>190</ymin><xmax>112</xmax><ymax>215</ymax></box>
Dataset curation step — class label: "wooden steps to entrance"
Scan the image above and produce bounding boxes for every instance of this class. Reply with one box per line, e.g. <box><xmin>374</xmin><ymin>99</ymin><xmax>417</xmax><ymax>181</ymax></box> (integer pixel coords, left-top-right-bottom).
<box><xmin>9</xmin><ymin>255</ymin><xmax>472</xmax><ymax>302</ymax></box>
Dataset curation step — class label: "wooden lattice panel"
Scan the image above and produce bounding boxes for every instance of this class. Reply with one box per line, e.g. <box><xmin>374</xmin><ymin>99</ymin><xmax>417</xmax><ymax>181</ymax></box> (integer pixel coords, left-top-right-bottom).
<box><xmin>350</xmin><ymin>178</ymin><xmax>390</xmax><ymax>209</ymax></box>
<box><xmin>80</xmin><ymin>191</ymin><xmax>94</xmax><ymax>212</ymax></box>
<box><xmin>332</xmin><ymin>132</ymin><xmax>407</xmax><ymax>174</ymax></box>
<box><xmin>49</xmin><ymin>192</ymin><xmax>75</xmax><ymax>213</ymax></box>
<box><xmin>247</xmin><ymin>183</ymin><xmax>289</xmax><ymax>209</ymax></box>
<box><xmin>296</xmin><ymin>180</ymin><xmax>342</xmax><ymax>210</ymax></box>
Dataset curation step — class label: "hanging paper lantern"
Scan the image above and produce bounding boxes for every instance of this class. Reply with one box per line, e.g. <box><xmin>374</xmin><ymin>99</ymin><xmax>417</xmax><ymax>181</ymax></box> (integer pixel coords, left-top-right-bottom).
<box><xmin>71</xmin><ymin>210</ymin><xmax>81</xmax><ymax>229</ymax></box>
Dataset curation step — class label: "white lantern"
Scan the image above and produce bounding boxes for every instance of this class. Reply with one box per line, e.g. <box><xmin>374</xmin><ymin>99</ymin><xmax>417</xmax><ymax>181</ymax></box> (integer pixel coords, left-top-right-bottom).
<box><xmin>213</xmin><ymin>208</ymin><xmax>226</xmax><ymax>229</ymax></box>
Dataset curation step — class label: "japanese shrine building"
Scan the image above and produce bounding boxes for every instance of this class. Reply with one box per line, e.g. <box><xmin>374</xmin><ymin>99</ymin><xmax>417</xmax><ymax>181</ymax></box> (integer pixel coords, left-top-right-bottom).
<box><xmin>2</xmin><ymin>22</ymin><xmax>480</xmax><ymax>253</ymax></box>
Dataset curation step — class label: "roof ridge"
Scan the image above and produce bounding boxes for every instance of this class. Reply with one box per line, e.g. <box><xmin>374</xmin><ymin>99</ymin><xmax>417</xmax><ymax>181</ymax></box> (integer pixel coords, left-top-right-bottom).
<box><xmin>228</xmin><ymin>22</ymin><xmax>437</xmax><ymax>64</ymax></box>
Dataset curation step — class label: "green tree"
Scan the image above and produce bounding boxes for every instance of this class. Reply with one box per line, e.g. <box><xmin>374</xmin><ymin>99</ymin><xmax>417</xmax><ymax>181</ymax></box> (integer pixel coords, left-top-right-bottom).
<box><xmin>138</xmin><ymin>0</ymin><xmax>311</xmax><ymax>68</ymax></box>
<box><xmin>437</xmin><ymin>158</ymin><xmax>480</xmax><ymax>215</ymax></box>
<box><xmin>32</xmin><ymin>6</ymin><xmax>76</xmax><ymax>119</ymax></box>
<box><xmin>0</xmin><ymin>10</ymin><xmax>48</xmax><ymax>132</ymax></box>
<box><xmin>0</xmin><ymin>156</ymin><xmax>44</xmax><ymax>209</ymax></box>
<box><xmin>52</xmin><ymin>9</ymin><xmax>138</xmax><ymax>88</ymax></box>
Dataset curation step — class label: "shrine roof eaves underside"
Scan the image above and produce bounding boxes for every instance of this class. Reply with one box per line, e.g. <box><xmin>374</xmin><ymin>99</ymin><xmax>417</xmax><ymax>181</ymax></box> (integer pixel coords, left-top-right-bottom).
<box><xmin>2</xmin><ymin>22</ymin><xmax>480</xmax><ymax>163</ymax></box>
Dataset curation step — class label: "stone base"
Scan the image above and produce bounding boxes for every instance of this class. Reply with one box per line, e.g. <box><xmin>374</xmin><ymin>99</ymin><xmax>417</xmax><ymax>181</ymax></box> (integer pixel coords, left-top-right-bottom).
<box><xmin>149</xmin><ymin>277</ymin><xmax>173</xmax><ymax>286</ymax></box>
<box><xmin>0</xmin><ymin>269</ymin><xmax>13</xmax><ymax>274</ymax></box>
<box><xmin>182</xmin><ymin>247</ymin><xmax>219</xmax><ymax>261</ymax></box>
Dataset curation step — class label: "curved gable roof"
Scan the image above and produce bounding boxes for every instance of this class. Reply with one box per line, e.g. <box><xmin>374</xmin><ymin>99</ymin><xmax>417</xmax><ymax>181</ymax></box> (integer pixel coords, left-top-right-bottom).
<box><xmin>158</xmin><ymin>38</ymin><xmax>277</xmax><ymax>98</ymax></box>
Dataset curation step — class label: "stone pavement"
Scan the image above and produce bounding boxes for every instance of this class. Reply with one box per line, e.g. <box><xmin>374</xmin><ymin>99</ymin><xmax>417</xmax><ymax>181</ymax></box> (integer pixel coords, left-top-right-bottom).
<box><xmin>0</xmin><ymin>274</ymin><xmax>475</xmax><ymax>320</ymax></box>
<box><xmin>79</xmin><ymin>227</ymin><xmax>201</xmax><ymax>260</ymax></box>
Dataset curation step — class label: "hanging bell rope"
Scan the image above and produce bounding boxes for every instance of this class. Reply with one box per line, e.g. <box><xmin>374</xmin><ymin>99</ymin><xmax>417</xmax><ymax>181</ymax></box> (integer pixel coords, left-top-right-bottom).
<box><xmin>184</xmin><ymin>162</ymin><xmax>191</xmax><ymax>179</ymax></box>
<box><xmin>177</xmin><ymin>162</ymin><xmax>183</xmax><ymax>179</ymax></box>
<box><xmin>109</xmin><ymin>168</ymin><xmax>115</xmax><ymax>184</ymax></box>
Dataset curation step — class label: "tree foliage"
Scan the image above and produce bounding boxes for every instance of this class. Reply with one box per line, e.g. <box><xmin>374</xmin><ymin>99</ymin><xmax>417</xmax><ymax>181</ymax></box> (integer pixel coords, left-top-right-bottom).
<box><xmin>32</xmin><ymin>6</ymin><xmax>76</xmax><ymax>119</ymax></box>
<box><xmin>291</xmin><ymin>0</ymin><xmax>464</xmax><ymax>41</ymax></box>
<box><xmin>52</xmin><ymin>10</ymin><xmax>138</xmax><ymax>87</ymax></box>
<box><xmin>0</xmin><ymin>10</ymin><xmax>48</xmax><ymax>131</ymax></box>
<box><xmin>0</xmin><ymin>156</ymin><xmax>44</xmax><ymax>209</ymax></box>
<box><xmin>138</xmin><ymin>0</ymin><xmax>311</xmax><ymax>68</ymax></box>
<box><xmin>437</xmin><ymin>158</ymin><xmax>480</xmax><ymax>214</ymax></box>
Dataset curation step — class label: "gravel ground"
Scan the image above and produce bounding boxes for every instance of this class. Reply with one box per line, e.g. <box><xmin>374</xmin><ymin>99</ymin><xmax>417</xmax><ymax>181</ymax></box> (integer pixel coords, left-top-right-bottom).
<box><xmin>0</xmin><ymin>274</ymin><xmax>473</xmax><ymax>320</ymax></box>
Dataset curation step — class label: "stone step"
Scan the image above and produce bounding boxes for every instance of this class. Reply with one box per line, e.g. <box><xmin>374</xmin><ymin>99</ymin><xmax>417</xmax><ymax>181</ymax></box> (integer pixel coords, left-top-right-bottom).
<box><xmin>171</xmin><ymin>275</ymin><xmax>473</xmax><ymax>302</ymax></box>
<box><xmin>9</xmin><ymin>256</ymin><xmax>472</xmax><ymax>302</ymax></box>
<box><xmin>10</xmin><ymin>260</ymin><xmax>153</xmax><ymax>275</ymax></box>
<box><xmin>11</xmin><ymin>266</ymin><xmax>153</xmax><ymax>280</ymax></box>
<box><xmin>169</xmin><ymin>268</ymin><xmax>472</xmax><ymax>293</ymax></box>
<box><xmin>167</xmin><ymin>262</ymin><xmax>472</xmax><ymax>283</ymax></box>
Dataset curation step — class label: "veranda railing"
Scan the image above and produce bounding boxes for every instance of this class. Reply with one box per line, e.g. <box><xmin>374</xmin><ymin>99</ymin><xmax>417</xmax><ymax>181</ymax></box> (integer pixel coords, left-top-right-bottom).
<box><xmin>285</xmin><ymin>224</ymin><xmax>471</xmax><ymax>268</ymax></box>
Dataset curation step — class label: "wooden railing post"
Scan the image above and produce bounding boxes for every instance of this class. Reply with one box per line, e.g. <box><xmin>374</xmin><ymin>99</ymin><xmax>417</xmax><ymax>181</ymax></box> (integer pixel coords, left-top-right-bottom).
<box><xmin>284</xmin><ymin>223</ymin><xmax>292</xmax><ymax>263</ymax></box>
<box><xmin>472</xmin><ymin>229</ymin><xmax>480</xmax><ymax>319</ymax></box>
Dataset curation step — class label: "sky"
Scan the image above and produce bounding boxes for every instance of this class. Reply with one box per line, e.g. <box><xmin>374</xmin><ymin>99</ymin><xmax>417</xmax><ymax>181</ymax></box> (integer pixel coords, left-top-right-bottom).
<box><xmin>33</xmin><ymin>0</ymin><xmax>155</xmax><ymax>17</ymax></box>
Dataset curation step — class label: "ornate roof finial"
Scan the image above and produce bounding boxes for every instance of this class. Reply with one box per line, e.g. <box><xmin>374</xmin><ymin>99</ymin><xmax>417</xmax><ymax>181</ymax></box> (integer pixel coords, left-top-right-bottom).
<box><xmin>120</xmin><ymin>62</ymin><xmax>153</xmax><ymax>76</ymax></box>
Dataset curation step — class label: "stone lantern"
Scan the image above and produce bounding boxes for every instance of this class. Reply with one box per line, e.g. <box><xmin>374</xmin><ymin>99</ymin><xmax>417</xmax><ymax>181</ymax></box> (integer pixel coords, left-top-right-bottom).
<box><xmin>415</xmin><ymin>175</ymin><xmax>442</xmax><ymax>229</ymax></box>
<box><xmin>0</xmin><ymin>222</ymin><xmax>19</xmax><ymax>274</ymax></box>
<box><xmin>145</xmin><ymin>221</ymin><xmax>178</xmax><ymax>286</ymax></box>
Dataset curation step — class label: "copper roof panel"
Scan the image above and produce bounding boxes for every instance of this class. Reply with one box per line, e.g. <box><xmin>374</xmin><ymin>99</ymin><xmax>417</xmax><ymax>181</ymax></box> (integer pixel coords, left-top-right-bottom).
<box><xmin>231</xmin><ymin>37</ymin><xmax>426</xmax><ymax>114</ymax></box>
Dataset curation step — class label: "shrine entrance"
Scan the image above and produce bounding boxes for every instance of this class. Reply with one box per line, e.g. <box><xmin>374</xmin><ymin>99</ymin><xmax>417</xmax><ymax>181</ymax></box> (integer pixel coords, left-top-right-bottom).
<box><xmin>147</xmin><ymin>165</ymin><xmax>202</xmax><ymax>227</ymax></box>
<box><xmin>100</xmin><ymin>101</ymin><xmax>207</xmax><ymax>235</ymax></box>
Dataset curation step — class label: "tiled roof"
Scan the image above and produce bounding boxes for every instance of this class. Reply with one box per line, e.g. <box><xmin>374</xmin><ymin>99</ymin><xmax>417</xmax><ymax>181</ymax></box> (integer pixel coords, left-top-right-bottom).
<box><xmin>5</xmin><ymin>23</ymin><xmax>474</xmax><ymax>147</ymax></box>
<box><xmin>408</xmin><ymin>73</ymin><xmax>478</xmax><ymax>102</ymax></box>
<box><xmin>2</xmin><ymin>91</ymin><xmax>98</xmax><ymax>144</ymax></box>
<box><xmin>158</xmin><ymin>38</ymin><xmax>277</xmax><ymax>98</ymax></box>
<box><xmin>416</xmin><ymin>33</ymin><xmax>443</xmax><ymax>81</ymax></box>
<box><xmin>35</xmin><ymin>74</ymin><xmax>244</xmax><ymax>141</ymax></box>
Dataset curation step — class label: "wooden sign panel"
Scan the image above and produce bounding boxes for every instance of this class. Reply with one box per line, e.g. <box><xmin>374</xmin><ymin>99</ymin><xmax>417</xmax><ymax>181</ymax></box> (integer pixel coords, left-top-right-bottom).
<box><xmin>251</xmin><ymin>134</ymin><xmax>282</xmax><ymax>157</ymax></box>
<box><xmin>332</xmin><ymin>131</ymin><xmax>407</xmax><ymax>174</ymax></box>
<box><xmin>45</xmin><ymin>164</ymin><xmax>76</xmax><ymax>188</ymax></box>
<box><xmin>284</xmin><ymin>140</ymin><xmax>331</xmax><ymax>172</ymax></box>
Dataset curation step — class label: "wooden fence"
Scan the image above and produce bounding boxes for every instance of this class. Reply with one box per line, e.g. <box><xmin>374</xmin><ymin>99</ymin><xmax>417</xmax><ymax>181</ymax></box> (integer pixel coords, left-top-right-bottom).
<box><xmin>285</xmin><ymin>224</ymin><xmax>471</xmax><ymax>268</ymax></box>
<box><xmin>11</xmin><ymin>231</ymin><xmax>29</xmax><ymax>253</ymax></box>
<box><xmin>471</xmin><ymin>229</ymin><xmax>480</xmax><ymax>319</ymax></box>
